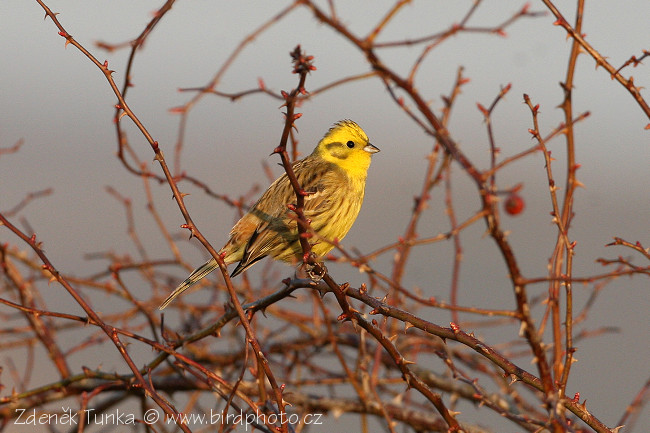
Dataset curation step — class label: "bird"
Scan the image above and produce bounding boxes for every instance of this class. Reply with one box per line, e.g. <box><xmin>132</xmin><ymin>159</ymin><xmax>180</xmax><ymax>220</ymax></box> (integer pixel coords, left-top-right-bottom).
<box><xmin>159</xmin><ymin>120</ymin><xmax>379</xmax><ymax>310</ymax></box>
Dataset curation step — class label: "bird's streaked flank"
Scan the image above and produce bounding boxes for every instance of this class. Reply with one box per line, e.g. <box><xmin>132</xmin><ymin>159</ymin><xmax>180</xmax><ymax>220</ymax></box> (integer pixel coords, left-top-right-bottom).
<box><xmin>159</xmin><ymin>120</ymin><xmax>379</xmax><ymax>310</ymax></box>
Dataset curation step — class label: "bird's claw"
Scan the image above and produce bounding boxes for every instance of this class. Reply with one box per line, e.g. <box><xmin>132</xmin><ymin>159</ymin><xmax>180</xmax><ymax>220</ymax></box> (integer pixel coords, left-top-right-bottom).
<box><xmin>305</xmin><ymin>262</ymin><xmax>327</xmax><ymax>282</ymax></box>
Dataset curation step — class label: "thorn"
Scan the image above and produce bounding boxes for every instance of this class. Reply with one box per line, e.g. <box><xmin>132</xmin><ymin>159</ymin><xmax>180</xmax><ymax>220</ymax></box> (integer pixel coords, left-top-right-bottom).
<box><xmin>168</xmin><ymin>106</ymin><xmax>185</xmax><ymax>114</ymax></box>
<box><xmin>572</xmin><ymin>392</ymin><xmax>580</xmax><ymax>403</ymax></box>
<box><xmin>337</xmin><ymin>312</ymin><xmax>351</xmax><ymax>322</ymax></box>
<box><xmin>553</xmin><ymin>17</ymin><xmax>567</xmax><ymax>27</ymax></box>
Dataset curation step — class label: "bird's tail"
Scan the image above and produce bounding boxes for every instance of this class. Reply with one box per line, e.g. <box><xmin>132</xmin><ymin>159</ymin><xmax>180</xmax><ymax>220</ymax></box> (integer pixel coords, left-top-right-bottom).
<box><xmin>159</xmin><ymin>258</ymin><xmax>219</xmax><ymax>310</ymax></box>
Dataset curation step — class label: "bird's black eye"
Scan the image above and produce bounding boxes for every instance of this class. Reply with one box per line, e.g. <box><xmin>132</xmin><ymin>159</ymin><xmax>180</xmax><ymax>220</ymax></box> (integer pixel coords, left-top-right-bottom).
<box><xmin>346</xmin><ymin>141</ymin><xmax>355</xmax><ymax>148</ymax></box>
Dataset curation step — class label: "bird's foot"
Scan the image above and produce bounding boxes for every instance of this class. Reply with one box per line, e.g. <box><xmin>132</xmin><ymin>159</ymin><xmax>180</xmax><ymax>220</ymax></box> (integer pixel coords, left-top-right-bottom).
<box><xmin>303</xmin><ymin>262</ymin><xmax>327</xmax><ymax>282</ymax></box>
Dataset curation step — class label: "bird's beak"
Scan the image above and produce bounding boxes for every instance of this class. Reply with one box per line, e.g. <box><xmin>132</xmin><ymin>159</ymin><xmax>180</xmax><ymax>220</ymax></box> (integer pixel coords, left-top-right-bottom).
<box><xmin>364</xmin><ymin>143</ymin><xmax>380</xmax><ymax>154</ymax></box>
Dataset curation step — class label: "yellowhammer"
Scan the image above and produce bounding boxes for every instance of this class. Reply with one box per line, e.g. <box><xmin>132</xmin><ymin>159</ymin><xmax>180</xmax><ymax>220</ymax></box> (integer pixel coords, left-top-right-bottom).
<box><xmin>159</xmin><ymin>120</ymin><xmax>379</xmax><ymax>309</ymax></box>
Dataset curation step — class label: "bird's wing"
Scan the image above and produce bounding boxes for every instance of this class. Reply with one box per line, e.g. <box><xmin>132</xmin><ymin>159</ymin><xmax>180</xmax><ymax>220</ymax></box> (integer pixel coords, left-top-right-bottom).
<box><xmin>230</xmin><ymin>160</ymin><xmax>343</xmax><ymax>276</ymax></box>
<box><xmin>229</xmin><ymin>173</ymin><xmax>297</xmax><ymax>275</ymax></box>
<box><xmin>229</xmin><ymin>221</ymin><xmax>269</xmax><ymax>277</ymax></box>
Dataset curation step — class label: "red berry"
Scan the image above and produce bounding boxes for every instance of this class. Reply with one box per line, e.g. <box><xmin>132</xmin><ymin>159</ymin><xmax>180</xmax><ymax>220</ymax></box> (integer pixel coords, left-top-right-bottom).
<box><xmin>504</xmin><ymin>194</ymin><xmax>525</xmax><ymax>215</ymax></box>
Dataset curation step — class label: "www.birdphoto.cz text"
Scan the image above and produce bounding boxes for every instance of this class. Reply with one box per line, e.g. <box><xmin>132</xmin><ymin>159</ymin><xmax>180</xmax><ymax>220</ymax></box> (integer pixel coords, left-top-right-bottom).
<box><xmin>14</xmin><ymin>407</ymin><xmax>324</xmax><ymax>428</ymax></box>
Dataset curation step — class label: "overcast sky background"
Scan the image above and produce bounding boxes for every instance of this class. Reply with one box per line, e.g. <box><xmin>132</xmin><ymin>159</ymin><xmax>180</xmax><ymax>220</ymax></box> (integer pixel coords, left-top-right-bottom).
<box><xmin>1</xmin><ymin>1</ymin><xmax>649</xmax><ymax>432</ymax></box>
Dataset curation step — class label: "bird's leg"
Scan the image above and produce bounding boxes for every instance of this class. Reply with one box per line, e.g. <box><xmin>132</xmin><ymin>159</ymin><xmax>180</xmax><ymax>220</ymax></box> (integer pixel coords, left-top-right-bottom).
<box><xmin>299</xmin><ymin>253</ymin><xmax>327</xmax><ymax>282</ymax></box>
<box><xmin>305</xmin><ymin>263</ymin><xmax>327</xmax><ymax>281</ymax></box>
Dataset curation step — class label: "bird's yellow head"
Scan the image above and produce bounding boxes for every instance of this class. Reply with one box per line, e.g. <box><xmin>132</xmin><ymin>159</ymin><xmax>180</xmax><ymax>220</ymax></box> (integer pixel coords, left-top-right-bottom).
<box><xmin>313</xmin><ymin>120</ymin><xmax>380</xmax><ymax>178</ymax></box>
